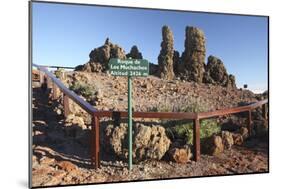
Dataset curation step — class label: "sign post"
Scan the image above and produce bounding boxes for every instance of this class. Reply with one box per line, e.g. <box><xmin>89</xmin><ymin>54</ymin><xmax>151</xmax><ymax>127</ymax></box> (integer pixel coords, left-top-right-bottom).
<box><xmin>128</xmin><ymin>75</ymin><xmax>132</xmax><ymax>170</ymax></box>
<box><xmin>109</xmin><ymin>58</ymin><xmax>149</xmax><ymax>170</ymax></box>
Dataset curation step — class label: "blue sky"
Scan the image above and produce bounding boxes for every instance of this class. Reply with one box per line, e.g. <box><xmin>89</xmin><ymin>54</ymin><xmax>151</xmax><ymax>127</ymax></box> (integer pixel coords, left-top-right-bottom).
<box><xmin>32</xmin><ymin>2</ymin><xmax>268</xmax><ymax>92</ymax></box>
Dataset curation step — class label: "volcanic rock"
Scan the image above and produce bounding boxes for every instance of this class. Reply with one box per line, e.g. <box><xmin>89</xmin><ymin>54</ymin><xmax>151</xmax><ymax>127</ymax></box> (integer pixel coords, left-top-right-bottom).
<box><xmin>57</xmin><ymin>161</ymin><xmax>78</xmax><ymax>172</ymax></box>
<box><xmin>126</xmin><ymin>45</ymin><xmax>143</xmax><ymax>59</ymax></box>
<box><xmin>158</xmin><ymin>25</ymin><xmax>175</xmax><ymax>80</ymax></box>
<box><xmin>168</xmin><ymin>145</ymin><xmax>192</xmax><ymax>163</ymax></box>
<box><xmin>203</xmin><ymin>135</ymin><xmax>224</xmax><ymax>156</ymax></box>
<box><xmin>149</xmin><ymin>63</ymin><xmax>159</xmax><ymax>76</ymax></box>
<box><xmin>221</xmin><ymin>131</ymin><xmax>234</xmax><ymax>150</ymax></box>
<box><xmin>173</xmin><ymin>50</ymin><xmax>180</xmax><ymax>75</ymax></box>
<box><xmin>103</xmin><ymin>123</ymin><xmax>171</xmax><ymax>161</ymax></box>
<box><xmin>181</xmin><ymin>26</ymin><xmax>206</xmax><ymax>82</ymax></box>
<box><xmin>232</xmin><ymin>133</ymin><xmax>244</xmax><ymax>145</ymax></box>
<box><xmin>203</xmin><ymin>55</ymin><xmax>236</xmax><ymax>88</ymax></box>
<box><xmin>75</xmin><ymin>38</ymin><xmax>126</xmax><ymax>72</ymax></box>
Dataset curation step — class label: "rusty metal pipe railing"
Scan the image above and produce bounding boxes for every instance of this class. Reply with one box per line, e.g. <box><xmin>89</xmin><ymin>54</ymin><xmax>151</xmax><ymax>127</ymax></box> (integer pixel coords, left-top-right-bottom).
<box><xmin>33</xmin><ymin>64</ymin><xmax>268</xmax><ymax>168</ymax></box>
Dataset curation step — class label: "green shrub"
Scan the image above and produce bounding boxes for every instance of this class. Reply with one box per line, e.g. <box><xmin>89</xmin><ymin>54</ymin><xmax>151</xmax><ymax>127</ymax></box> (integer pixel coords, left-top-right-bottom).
<box><xmin>166</xmin><ymin>119</ymin><xmax>220</xmax><ymax>145</ymax></box>
<box><xmin>148</xmin><ymin>96</ymin><xmax>219</xmax><ymax>145</ymax></box>
<box><xmin>69</xmin><ymin>81</ymin><xmax>95</xmax><ymax>100</ymax></box>
<box><xmin>54</xmin><ymin>68</ymin><xmax>64</xmax><ymax>78</ymax></box>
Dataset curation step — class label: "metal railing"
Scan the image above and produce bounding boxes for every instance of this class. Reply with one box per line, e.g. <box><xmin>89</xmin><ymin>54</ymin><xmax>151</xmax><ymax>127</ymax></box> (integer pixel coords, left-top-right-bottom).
<box><xmin>33</xmin><ymin>64</ymin><xmax>268</xmax><ymax>169</ymax></box>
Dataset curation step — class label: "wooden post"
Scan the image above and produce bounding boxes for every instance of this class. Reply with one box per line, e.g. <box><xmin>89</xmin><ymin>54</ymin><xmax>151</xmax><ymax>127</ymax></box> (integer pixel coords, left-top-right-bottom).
<box><xmin>91</xmin><ymin>115</ymin><xmax>100</xmax><ymax>169</ymax></box>
<box><xmin>247</xmin><ymin>110</ymin><xmax>252</xmax><ymax>136</ymax></box>
<box><xmin>63</xmin><ymin>94</ymin><xmax>70</xmax><ymax>118</ymax></box>
<box><xmin>193</xmin><ymin>118</ymin><xmax>201</xmax><ymax>161</ymax></box>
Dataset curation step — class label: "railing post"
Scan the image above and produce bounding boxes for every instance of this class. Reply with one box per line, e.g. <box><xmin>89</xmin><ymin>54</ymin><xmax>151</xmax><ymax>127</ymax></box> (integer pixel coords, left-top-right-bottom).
<box><xmin>91</xmin><ymin>115</ymin><xmax>100</xmax><ymax>169</ymax></box>
<box><xmin>63</xmin><ymin>94</ymin><xmax>70</xmax><ymax>118</ymax></box>
<box><xmin>247</xmin><ymin>110</ymin><xmax>252</xmax><ymax>136</ymax></box>
<box><xmin>193</xmin><ymin>118</ymin><xmax>200</xmax><ymax>161</ymax></box>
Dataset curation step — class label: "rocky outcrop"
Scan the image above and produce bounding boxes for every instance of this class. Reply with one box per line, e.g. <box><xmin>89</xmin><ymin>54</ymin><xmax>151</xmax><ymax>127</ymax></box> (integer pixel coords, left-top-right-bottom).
<box><xmin>103</xmin><ymin>123</ymin><xmax>171</xmax><ymax>161</ymax></box>
<box><xmin>149</xmin><ymin>63</ymin><xmax>159</xmax><ymax>76</ymax></box>
<box><xmin>173</xmin><ymin>50</ymin><xmax>180</xmax><ymax>76</ymax></box>
<box><xmin>158</xmin><ymin>25</ymin><xmax>175</xmax><ymax>80</ymax></box>
<box><xmin>74</xmin><ymin>26</ymin><xmax>238</xmax><ymax>89</ymax></box>
<box><xmin>126</xmin><ymin>45</ymin><xmax>143</xmax><ymax>59</ymax></box>
<box><xmin>181</xmin><ymin>26</ymin><xmax>206</xmax><ymax>82</ymax></box>
<box><xmin>75</xmin><ymin>38</ymin><xmax>126</xmax><ymax>72</ymax></box>
<box><xmin>203</xmin><ymin>55</ymin><xmax>236</xmax><ymax>88</ymax></box>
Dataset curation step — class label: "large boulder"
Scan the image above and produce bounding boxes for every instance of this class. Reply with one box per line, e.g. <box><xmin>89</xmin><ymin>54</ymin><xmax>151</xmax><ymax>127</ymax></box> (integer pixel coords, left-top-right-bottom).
<box><xmin>158</xmin><ymin>25</ymin><xmax>175</xmax><ymax>80</ymax></box>
<box><xmin>167</xmin><ymin>145</ymin><xmax>192</xmax><ymax>163</ymax></box>
<box><xmin>181</xmin><ymin>26</ymin><xmax>206</xmax><ymax>82</ymax></box>
<box><xmin>126</xmin><ymin>45</ymin><xmax>143</xmax><ymax>59</ymax></box>
<box><xmin>103</xmin><ymin>123</ymin><xmax>171</xmax><ymax>161</ymax></box>
<box><xmin>203</xmin><ymin>135</ymin><xmax>224</xmax><ymax>156</ymax></box>
<box><xmin>75</xmin><ymin>38</ymin><xmax>126</xmax><ymax>72</ymax></box>
<box><xmin>203</xmin><ymin>55</ymin><xmax>236</xmax><ymax>88</ymax></box>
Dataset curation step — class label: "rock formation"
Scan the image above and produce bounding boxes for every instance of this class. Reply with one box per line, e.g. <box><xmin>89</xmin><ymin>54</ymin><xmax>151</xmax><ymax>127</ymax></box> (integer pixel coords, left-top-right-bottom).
<box><xmin>173</xmin><ymin>50</ymin><xmax>180</xmax><ymax>76</ymax></box>
<box><xmin>126</xmin><ymin>45</ymin><xmax>143</xmax><ymax>59</ymax></box>
<box><xmin>103</xmin><ymin>123</ymin><xmax>171</xmax><ymax>161</ymax></box>
<box><xmin>181</xmin><ymin>26</ymin><xmax>206</xmax><ymax>82</ymax></box>
<box><xmin>75</xmin><ymin>38</ymin><xmax>126</xmax><ymax>72</ymax></box>
<box><xmin>158</xmin><ymin>25</ymin><xmax>175</xmax><ymax>80</ymax></box>
<box><xmin>203</xmin><ymin>55</ymin><xmax>236</xmax><ymax>88</ymax></box>
<box><xmin>74</xmin><ymin>26</ymin><xmax>238</xmax><ymax>89</ymax></box>
<box><xmin>149</xmin><ymin>63</ymin><xmax>159</xmax><ymax>76</ymax></box>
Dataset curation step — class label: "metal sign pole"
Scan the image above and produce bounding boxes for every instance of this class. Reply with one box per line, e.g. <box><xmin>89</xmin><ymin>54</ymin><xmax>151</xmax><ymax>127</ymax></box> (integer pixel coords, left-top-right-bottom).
<box><xmin>128</xmin><ymin>75</ymin><xmax>133</xmax><ymax>170</ymax></box>
<box><xmin>108</xmin><ymin>58</ymin><xmax>149</xmax><ymax>171</ymax></box>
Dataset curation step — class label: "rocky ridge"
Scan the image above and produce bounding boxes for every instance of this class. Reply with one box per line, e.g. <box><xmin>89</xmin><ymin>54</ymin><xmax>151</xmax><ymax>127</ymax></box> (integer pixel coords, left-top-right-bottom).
<box><xmin>75</xmin><ymin>25</ymin><xmax>237</xmax><ymax>88</ymax></box>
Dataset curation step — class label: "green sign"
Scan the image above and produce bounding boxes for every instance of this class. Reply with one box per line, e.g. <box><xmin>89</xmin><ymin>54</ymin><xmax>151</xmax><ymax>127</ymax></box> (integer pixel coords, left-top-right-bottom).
<box><xmin>109</xmin><ymin>58</ymin><xmax>149</xmax><ymax>171</ymax></box>
<box><xmin>109</xmin><ymin>58</ymin><xmax>149</xmax><ymax>77</ymax></box>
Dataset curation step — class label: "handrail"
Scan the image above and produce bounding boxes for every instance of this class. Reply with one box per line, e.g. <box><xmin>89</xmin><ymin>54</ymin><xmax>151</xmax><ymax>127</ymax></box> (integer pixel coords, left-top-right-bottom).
<box><xmin>198</xmin><ymin>99</ymin><xmax>268</xmax><ymax>119</ymax></box>
<box><xmin>32</xmin><ymin>63</ymin><xmax>268</xmax><ymax>169</ymax></box>
<box><xmin>94</xmin><ymin>111</ymin><xmax>197</xmax><ymax>119</ymax></box>
<box><xmin>33</xmin><ymin>64</ymin><xmax>97</xmax><ymax>114</ymax></box>
<box><xmin>40</xmin><ymin>65</ymin><xmax>76</xmax><ymax>69</ymax></box>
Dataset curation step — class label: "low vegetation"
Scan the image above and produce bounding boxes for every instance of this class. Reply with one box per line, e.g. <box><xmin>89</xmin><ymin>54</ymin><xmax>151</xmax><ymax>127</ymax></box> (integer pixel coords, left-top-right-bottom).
<box><xmin>69</xmin><ymin>81</ymin><xmax>96</xmax><ymax>100</ymax></box>
<box><xmin>148</xmin><ymin>95</ymin><xmax>212</xmax><ymax>113</ymax></box>
<box><xmin>166</xmin><ymin>119</ymin><xmax>220</xmax><ymax>145</ymax></box>
<box><xmin>54</xmin><ymin>68</ymin><xmax>64</xmax><ymax>78</ymax></box>
<box><xmin>149</xmin><ymin>96</ymin><xmax>220</xmax><ymax>144</ymax></box>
